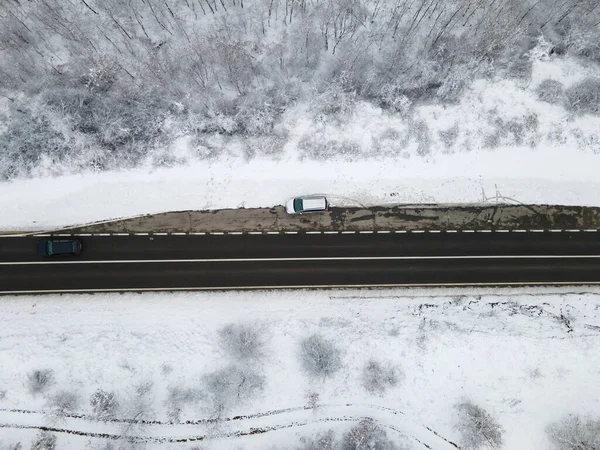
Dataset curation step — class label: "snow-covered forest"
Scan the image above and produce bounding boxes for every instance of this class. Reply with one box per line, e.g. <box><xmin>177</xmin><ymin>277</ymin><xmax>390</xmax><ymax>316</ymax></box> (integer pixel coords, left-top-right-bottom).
<box><xmin>1</xmin><ymin>0</ymin><xmax>600</xmax><ymax>180</ymax></box>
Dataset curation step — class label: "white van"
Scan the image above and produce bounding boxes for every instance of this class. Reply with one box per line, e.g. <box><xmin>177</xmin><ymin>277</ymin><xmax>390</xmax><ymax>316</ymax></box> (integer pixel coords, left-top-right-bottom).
<box><xmin>285</xmin><ymin>195</ymin><xmax>328</xmax><ymax>214</ymax></box>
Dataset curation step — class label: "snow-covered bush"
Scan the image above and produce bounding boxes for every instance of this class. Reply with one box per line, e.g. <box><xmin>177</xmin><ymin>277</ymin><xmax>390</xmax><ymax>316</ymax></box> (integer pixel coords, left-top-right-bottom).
<box><xmin>47</xmin><ymin>390</ymin><xmax>79</xmax><ymax>418</ymax></box>
<box><xmin>299</xmin><ymin>334</ymin><xmax>342</xmax><ymax>378</ymax></box>
<box><xmin>90</xmin><ymin>389</ymin><xmax>119</xmax><ymax>421</ymax></box>
<box><xmin>218</xmin><ymin>322</ymin><xmax>267</xmax><ymax>361</ymax></box>
<box><xmin>312</xmin><ymin>84</ymin><xmax>357</xmax><ymax>122</ymax></box>
<box><xmin>86</xmin><ymin>443</ymin><xmax>115</xmax><ymax>450</ymax></box>
<box><xmin>41</xmin><ymin>83</ymin><xmax>171</xmax><ymax>166</ymax></box>
<box><xmin>203</xmin><ymin>365</ymin><xmax>265</xmax><ymax>415</ymax></box>
<box><xmin>361</xmin><ymin>359</ymin><xmax>401</xmax><ymax>395</ymax></box>
<box><xmin>2</xmin><ymin>443</ymin><xmax>22</xmax><ymax>450</ymax></box>
<box><xmin>483</xmin><ymin>131</ymin><xmax>502</xmax><ymax>149</ymax></box>
<box><xmin>235</xmin><ymin>85</ymin><xmax>297</xmax><ymax>136</ymax></box>
<box><xmin>454</xmin><ymin>401</ymin><xmax>503</xmax><ymax>450</ymax></box>
<box><xmin>243</xmin><ymin>133</ymin><xmax>288</xmax><ymax>159</ymax></box>
<box><xmin>409</xmin><ymin>120</ymin><xmax>432</xmax><ymax>156</ymax></box>
<box><xmin>378</xmin><ymin>84</ymin><xmax>413</xmax><ymax>116</ymax></box>
<box><xmin>341</xmin><ymin>419</ymin><xmax>399</xmax><ymax>450</ymax></box>
<box><xmin>506</xmin><ymin>56</ymin><xmax>533</xmax><ymax>81</ymax></box>
<box><xmin>371</xmin><ymin>128</ymin><xmax>410</xmax><ymax>157</ymax></box>
<box><xmin>27</xmin><ymin>369</ymin><xmax>55</xmax><ymax>395</ymax></box>
<box><xmin>536</xmin><ymin>79</ymin><xmax>565</xmax><ymax>104</ymax></box>
<box><xmin>80</xmin><ymin>55</ymin><xmax>119</xmax><ymax>94</ymax></box>
<box><xmin>547</xmin><ymin>414</ymin><xmax>600</xmax><ymax>450</ymax></box>
<box><xmin>165</xmin><ymin>386</ymin><xmax>203</xmax><ymax>423</ymax></box>
<box><xmin>436</xmin><ymin>69</ymin><xmax>471</xmax><ymax>104</ymax></box>
<box><xmin>188</xmin><ymin>135</ymin><xmax>224</xmax><ymax>160</ymax></box>
<box><xmin>485</xmin><ymin>112</ymin><xmax>539</xmax><ymax>148</ymax></box>
<box><xmin>0</xmin><ymin>112</ymin><xmax>75</xmax><ymax>180</ymax></box>
<box><xmin>235</xmin><ymin>104</ymin><xmax>278</xmax><ymax>136</ymax></box>
<box><xmin>566</xmin><ymin>25</ymin><xmax>600</xmax><ymax>63</ymax></box>
<box><xmin>565</xmin><ymin>77</ymin><xmax>600</xmax><ymax>115</ymax></box>
<box><xmin>296</xmin><ymin>429</ymin><xmax>337</xmax><ymax>450</ymax></box>
<box><xmin>306</xmin><ymin>391</ymin><xmax>320</xmax><ymax>410</ymax></box>
<box><xmin>438</xmin><ymin>124</ymin><xmax>460</xmax><ymax>150</ymax></box>
<box><xmin>298</xmin><ymin>135</ymin><xmax>361</xmax><ymax>161</ymax></box>
<box><xmin>295</xmin><ymin>422</ymin><xmax>399</xmax><ymax>450</ymax></box>
<box><xmin>124</xmin><ymin>381</ymin><xmax>155</xmax><ymax>426</ymax></box>
<box><xmin>570</xmin><ymin>128</ymin><xmax>600</xmax><ymax>154</ymax></box>
<box><xmin>30</xmin><ymin>432</ymin><xmax>56</xmax><ymax>450</ymax></box>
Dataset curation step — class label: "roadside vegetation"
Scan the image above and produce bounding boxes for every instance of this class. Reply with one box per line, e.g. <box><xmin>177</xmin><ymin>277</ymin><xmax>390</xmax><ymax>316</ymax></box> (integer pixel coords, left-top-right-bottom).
<box><xmin>1</xmin><ymin>0</ymin><xmax>600</xmax><ymax>178</ymax></box>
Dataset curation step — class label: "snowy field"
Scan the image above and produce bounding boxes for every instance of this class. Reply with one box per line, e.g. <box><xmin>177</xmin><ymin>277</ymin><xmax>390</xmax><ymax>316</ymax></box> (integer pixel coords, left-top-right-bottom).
<box><xmin>2</xmin><ymin>55</ymin><xmax>600</xmax><ymax>231</ymax></box>
<box><xmin>0</xmin><ymin>287</ymin><xmax>599</xmax><ymax>449</ymax></box>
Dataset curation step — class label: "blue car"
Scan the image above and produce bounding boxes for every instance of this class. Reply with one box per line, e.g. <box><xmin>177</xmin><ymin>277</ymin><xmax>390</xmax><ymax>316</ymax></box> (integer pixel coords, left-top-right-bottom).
<box><xmin>37</xmin><ymin>239</ymin><xmax>83</xmax><ymax>257</ymax></box>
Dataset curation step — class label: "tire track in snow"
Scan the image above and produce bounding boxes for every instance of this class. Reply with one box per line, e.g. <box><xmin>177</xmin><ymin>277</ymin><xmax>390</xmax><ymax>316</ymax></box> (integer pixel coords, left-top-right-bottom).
<box><xmin>0</xmin><ymin>404</ymin><xmax>460</xmax><ymax>448</ymax></box>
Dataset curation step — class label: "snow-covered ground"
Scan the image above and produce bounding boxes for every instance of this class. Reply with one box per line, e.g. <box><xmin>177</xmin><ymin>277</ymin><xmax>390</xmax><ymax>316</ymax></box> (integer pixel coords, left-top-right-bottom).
<box><xmin>0</xmin><ymin>287</ymin><xmax>599</xmax><ymax>449</ymax></box>
<box><xmin>2</xmin><ymin>57</ymin><xmax>600</xmax><ymax>231</ymax></box>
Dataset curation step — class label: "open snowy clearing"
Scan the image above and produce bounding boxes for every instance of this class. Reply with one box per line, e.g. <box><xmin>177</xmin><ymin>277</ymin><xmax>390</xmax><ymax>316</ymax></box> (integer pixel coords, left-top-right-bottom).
<box><xmin>2</xmin><ymin>56</ymin><xmax>600</xmax><ymax>231</ymax></box>
<box><xmin>0</xmin><ymin>287</ymin><xmax>599</xmax><ymax>449</ymax></box>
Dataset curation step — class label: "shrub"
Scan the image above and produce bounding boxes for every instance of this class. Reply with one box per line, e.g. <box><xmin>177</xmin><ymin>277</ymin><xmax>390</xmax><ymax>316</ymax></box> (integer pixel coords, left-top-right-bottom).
<box><xmin>27</xmin><ymin>369</ymin><xmax>55</xmax><ymax>395</ymax></box>
<box><xmin>547</xmin><ymin>414</ymin><xmax>600</xmax><ymax>450</ymax></box>
<box><xmin>341</xmin><ymin>419</ymin><xmax>398</xmax><ymax>450</ymax></box>
<box><xmin>43</xmin><ymin>85</ymin><xmax>170</xmax><ymax>165</ymax></box>
<box><xmin>566</xmin><ymin>27</ymin><xmax>600</xmax><ymax>63</ymax></box>
<box><xmin>409</xmin><ymin>120</ymin><xmax>432</xmax><ymax>156</ymax></box>
<box><xmin>90</xmin><ymin>389</ymin><xmax>119</xmax><ymax>421</ymax></box>
<box><xmin>299</xmin><ymin>334</ymin><xmax>342</xmax><ymax>378</ymax></box>
<box><xmin>371</xmin><ymin>128</ymin><xmax>410</xmax><ymax>157</ymax></box>
<box><xmin>165</xmin><ymin>386</ymin><xmax>203</xmax><ymax>423</ymax></box>
<box><xmin>565</xmin><ymin>78</ymin><xmax>600</xmax><ymax>115</ymax></box>
<box><xmin>2</xmin><ymin>443</ymin><xmax>22</xmax><ymax>450</ymax></box>
<box><xmin>218</xmin><ymin>322</ymin><xmax>267</xmax><ymax>361</ymax></box>
<box><xmin>570</xmin><ymin>128</ymin><xmax>600</xmax><ymax>154</ymax></box>
<box><xmin>297</xmin><ymin>429</ymin><xmax>337</xmax><ymax>450</ymax></box>
<box><xmin>436</xmin><ymin>70</ymin><xmax>470</xmax><ymax>103</ymax></box>
<box><xmin>454</xmin><ymin>401</ymin><xmax>503</xmax><ymax>450</ymax></box>
<box><xmin>234</xmin><ymin>87</ymin><xmax>292</xmax><ymax>136</ymax></box>
<box><xmin>0</xmin><ymin>113</ymin><xmax>74</xmax><ymax>180</ymax></box>
<box><xmin>483</xmin><ymin>131</ymin><xmax>501</xmax><ymax>149</ymax></box>
<box><xmin>306</xmin><ymin>391</ymin><xmax>320</xmax><ymax>410</ymax></box>
<box><xmin>536</xmin><ymin>79</ymin><xmax>564</xmax><ymax>104</ymax></box>
<box><xmin>126</xmin><ymin>381</ymin><xmax>155</xmax><ymax>424</ymax></box>
<box><xmin>506</xmin><ymin>56</ymin><xmax>533</xmax><ymax>81</ymax></box>
<box><xmin>361</xmin><ymin>359</ymin><xmax>401</xmax><ymax>395</ymax></box>
<box><xmin>80</xmin><ymin>55</ymin><xmax>119</xmax><ymax>93</ymax></box>
<box><xmin>378</xmin><ymin>84</ymin><xmax>413</xmax><ymax>116</ymax></box>
<box><xmin>298</xmin><ymin>135</ymin><xmax>361</xmax><ymax>161</ymax></box>
<box><xmin>188</xmin><ymin>135</ymin><xmax>224</xmax><ymax>160</ymax></box>
<box><xmin>485</xmin><ymin>112</ymin><xmax>539</xmax><ymax>148</ymax></box>
<box><xmin>30</xmin><ymin>432</ymin><xmax>56</xmax><ymax>450</ymax></box>
<box><xmin>47</xmin><ymin>391</ymin><xmax>79</xmax><ymax>418</ymax></box>
<box><xmin>438</xmin><ymin>124</ymin><xmax>460</xmax><ymax>150</ymax></box>
<box><xmin>243</xmin><ymin>133</ymin><xmax>288</xmax><ymax>159</ymax></box>
<box><xmin>312</xmin><ymin>84</ymin><xmax>357</xmax><ymax>121</ymax></box>
<box><xmin>203</xmin><ymin>365</ymin><xmax>265</xmax><ymax>416</ymax></box>
<box><xmin>86</xmin><ymin>443</ymin><xmax>115</xmax><ymax>450</ymax></box>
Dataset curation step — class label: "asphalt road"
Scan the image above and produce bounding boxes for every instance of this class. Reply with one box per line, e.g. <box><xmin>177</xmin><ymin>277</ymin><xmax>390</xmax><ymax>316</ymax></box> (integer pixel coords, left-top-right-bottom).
<box><xmin>1</xmin><ymin>231</ymin><xmax>599</xmax><ymax>293</ymax></box>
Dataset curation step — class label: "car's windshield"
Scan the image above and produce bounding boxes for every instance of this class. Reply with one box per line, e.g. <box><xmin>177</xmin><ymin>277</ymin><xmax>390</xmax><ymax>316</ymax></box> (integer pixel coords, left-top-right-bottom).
<box><xmin>47</xmin><ymin>241</ymin><xmax>53</xmax><ymax>254</ymax></box>
<box><xmin>293</xmin><ymin>198</ymin><xmax>303</xmax><ymax>212</ymax></box>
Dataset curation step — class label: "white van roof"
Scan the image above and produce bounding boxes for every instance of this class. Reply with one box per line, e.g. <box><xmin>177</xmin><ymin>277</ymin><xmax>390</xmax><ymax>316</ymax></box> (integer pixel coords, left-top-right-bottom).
<box><xmin>302</xmin><ymin>197</ymin><xmax>327</xmax><ymax>210</ymax></box>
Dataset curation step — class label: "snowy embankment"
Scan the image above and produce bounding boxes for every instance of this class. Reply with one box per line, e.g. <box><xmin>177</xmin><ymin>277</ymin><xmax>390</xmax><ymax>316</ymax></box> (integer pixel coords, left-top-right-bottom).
<box><xmin>0</xmin><ymin>287</ymin><xmax>599</xmax><ymax>449</ymax></box>
<box><xmin>1</xmin><ymin>55</ymin><xmax>600</xmax><ymax>231</ymax></box>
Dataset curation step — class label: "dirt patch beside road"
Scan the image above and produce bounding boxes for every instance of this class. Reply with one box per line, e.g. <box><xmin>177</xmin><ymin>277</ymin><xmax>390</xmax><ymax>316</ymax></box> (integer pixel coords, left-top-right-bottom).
<box><xmin>59</xmin><ymin>204</ymin><xmax>600</xmax><ymax>233</ymax></box>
